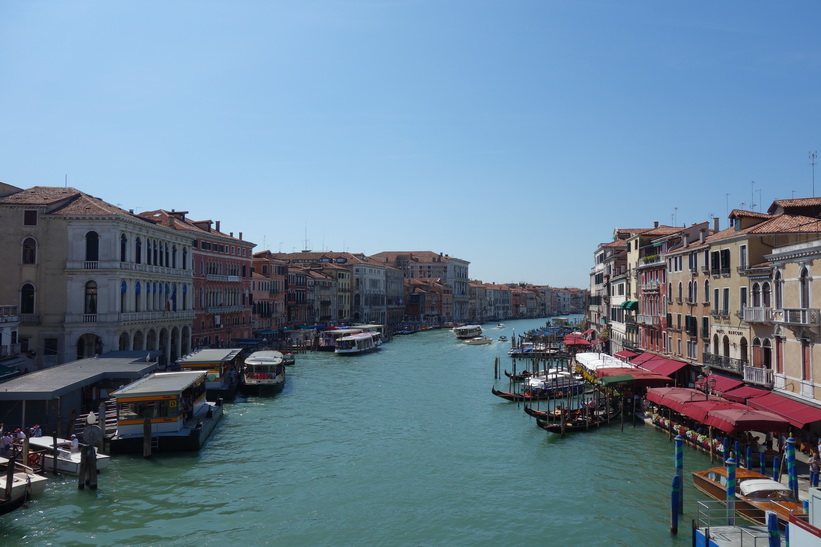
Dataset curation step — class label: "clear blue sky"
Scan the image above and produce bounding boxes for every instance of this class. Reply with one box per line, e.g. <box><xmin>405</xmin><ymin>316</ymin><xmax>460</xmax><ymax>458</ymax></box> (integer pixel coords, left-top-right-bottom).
<box><xmin>3</xmin><ymin>2</ymin><xmax>820</xmax><ymax>288</ymax></box>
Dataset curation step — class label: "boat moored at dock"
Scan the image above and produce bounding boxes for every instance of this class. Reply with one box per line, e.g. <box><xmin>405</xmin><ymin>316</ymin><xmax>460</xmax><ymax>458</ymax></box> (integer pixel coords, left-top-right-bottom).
<box><xmin>464</xmin><ymin>336</ymin><xmax>493</xmax><ymax>345</ymax></box>
<box><xmin>108</xmin><ymin>370</ymin><xmax>223</xmax><ymax>454</ymax></box>
<box><xmin>335</xmin><ymin>332</ymin><xmax>381</xmax><ymax>354</ymax></box>
<box><xmin>241</xmin><ymin>351</ymin><xmax>286</xmax><ymax>395</ymax></box>
<box><xmin>27</xmin><ymin>436</ymin><xmax>110</xmax><ymax>475</ymax></box>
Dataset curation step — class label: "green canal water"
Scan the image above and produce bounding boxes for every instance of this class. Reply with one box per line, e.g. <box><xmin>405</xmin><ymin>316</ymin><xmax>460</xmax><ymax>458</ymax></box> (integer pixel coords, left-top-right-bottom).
<box><xmin>2</xmin><ymin>318</ymin><xmax>717</xmax><ymax>546</ymax></box>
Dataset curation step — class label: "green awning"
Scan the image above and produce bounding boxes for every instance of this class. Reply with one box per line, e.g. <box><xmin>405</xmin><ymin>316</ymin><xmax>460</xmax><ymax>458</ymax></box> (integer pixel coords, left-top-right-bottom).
<box><xmin>601</xmin><ymin>375</ymin><xmax>636</xmax><ymax>385</ymax></box>
<box><xmin>625</xmin><ymin>300</ymin><xmax>638</xmax><ymax>311</ymax></box>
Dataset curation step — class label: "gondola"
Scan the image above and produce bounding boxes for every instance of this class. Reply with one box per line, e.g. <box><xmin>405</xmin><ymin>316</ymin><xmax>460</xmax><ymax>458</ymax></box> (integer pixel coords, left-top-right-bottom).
<box><xmin>0</xmin><ymin>488</ymin><xmax>28</xmax><ymax>516</ymax></box>
<box><xmin>504</xmin><ymin>369</ymin><xmax>533</xmax><ymax>381</ymax></box>
<box><xmin>535</xmin><ymin>406</ymin><xmax>620</xmax><ymax>434</ymax></box>
<box><xmin>491</xmin><ymin>384</ymin><xmax>585</xmax><ymax>402</ymax></box>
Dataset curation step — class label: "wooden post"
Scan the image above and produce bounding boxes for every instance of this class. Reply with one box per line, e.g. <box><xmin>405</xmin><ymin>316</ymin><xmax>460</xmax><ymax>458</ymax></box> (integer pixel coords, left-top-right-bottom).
<box><xmin>77</xmin><ymin>445</ymin><xmax>88</xmax><ymax>490</ymax></box>
<box><xmin>86</xmin><ymin>444</ymin><xmax>97</xmax><ymax>490</ymax></box>
<box><xmin>4</xmin><ymin>446</ymin><xmax>15</xmax><ymax>501</ymax></box>
<box><xmin>51</xmin><ymin>431</ymin><xmax>58</xmax><ymax>474</ymax></box>
<box><xmin>143</xmin><ymin>418</ymin><xmax>152</xmax><ymax>458</ymax></box>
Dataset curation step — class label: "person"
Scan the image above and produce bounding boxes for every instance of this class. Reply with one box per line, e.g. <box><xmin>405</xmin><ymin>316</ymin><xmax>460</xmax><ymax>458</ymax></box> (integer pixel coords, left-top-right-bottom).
<box><xmin>809</xmin><ymin>451</ymin><xmax>821</xmax><ymax>488</ymax></box>
<box><xmin>0</xmin><ymin>432</ymin><xmax>12</xmax><ymax>456</ymax></box>
<box><xmin>69</xmin><ymin>434</ymin><xmax>79</xmax><ymax>452</ymax></box>
<box><xmin>30</xmin><ymin>424</ymin><xmax>42</xmax><ymax>437</ymax></box>
<box><xmin>15</xmin><ymin>428</ymin><xmax>25</xmax><ymax>441</ymax></box>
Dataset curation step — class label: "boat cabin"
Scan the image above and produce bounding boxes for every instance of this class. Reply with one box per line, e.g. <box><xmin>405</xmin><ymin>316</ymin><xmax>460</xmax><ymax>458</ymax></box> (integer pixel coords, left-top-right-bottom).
<box><xmin>176</xmin><ymin>348</ymin><xmax>242</xmax><ymax>401</ymax></box>
<box><xmin>335</xmin><ymin>332</ymin><xmax>380</xmax><ymax>354</ymax></box>
<box><xmin>453</xmin><ymin>325</ymin><xmax>483</xmax><ymax>339</ymax></box>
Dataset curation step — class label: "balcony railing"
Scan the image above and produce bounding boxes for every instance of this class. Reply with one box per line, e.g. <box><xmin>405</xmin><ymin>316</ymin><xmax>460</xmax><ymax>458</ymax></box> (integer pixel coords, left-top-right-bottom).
<box><xmin>19</xmin><ymin>314</ymin><xmax>40</xmax><ymax>325</ymax></box>
<box><xmin>700</xmin><ymin>328</ymin><xmax>710</xmax><ymax>340</ymax></box>
<box><xmin>703</xmin><ymin>352</ymin><xmax>746</xmax><ymax>375</ymax></box>
<box><xmin>742</xmin><ymin>307</ymin><xmax>771</xmax><ymax>323</ymax></box>
<box><xmin>771</xmin><ymin>308</ymin><xmax>821</xmax><ymax>327</ymax></box>
<box><xmin>641</xmin><ymin>282</ymin><xmax>660</xmax><ymax>293</ymax></box>
<box><xmin>743</xmin><ymin>365</ymin><xmax>773</xmax><ymax>388</ymax></box>
<box><xmin>637</xmin><ymin>314</ymin><xmax>660</xmax><ymax>326</ymax></box>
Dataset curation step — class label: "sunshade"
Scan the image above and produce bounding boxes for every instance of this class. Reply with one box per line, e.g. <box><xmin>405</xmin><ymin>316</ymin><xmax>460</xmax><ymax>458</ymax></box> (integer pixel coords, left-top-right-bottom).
<box><xmin>704</xmin><ymin>408</ymin><xmax>790</xmax><ymax>435</ymax></box>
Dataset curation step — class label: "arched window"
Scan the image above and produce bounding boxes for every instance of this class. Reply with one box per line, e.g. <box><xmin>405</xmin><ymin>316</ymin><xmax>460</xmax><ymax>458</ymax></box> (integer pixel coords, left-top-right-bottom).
<box><xmin>135</xmin><ymin>281</ymin><xmax>141</xmax><ymax>312</ymax></box>
<box><xmin>704</xmin><ymin>280</ymin><xmax>710</xmax><ymax>304</ymax></box>
<box><xmin>752</xmin><ymin>282</ymin><xmax>761</xmax><ymax>307</ymax></box>
<box><xmin>153</xmin><ymin>241</ymin><xmax>158</xmax><ymax>265</ymax></box>
<box><xmin>22</xmin><ymin>237</ymin><xmax>36</xmax><ymax>264</ymax></box>
<box><xmin>693</xmin><ymin>280</ymin><xmax>698</xmax><ymax>304</ymax></box>
<box><xmin>120</xmin><ymin>234</ymin><xmax>128</xmax><ymax>262</ymax></box>
<box><xmin>85</xmin><ymin>231</ymin><xmax>99</xmax><ymax>261</ymax></box>
<box><xmin>182</xmin><ymin>248</ymin><xmax>188</xmax><ymax>270</ymax></box>
<box><xmin>800</xmin><ymin>267</ymin><xmax>810</xmax><ymax>309</ymax></box>
<box><xmin>85</xmin><ymin>281</ymin><xmax>98</xmax><ymax>314</ymax></box>
<box><xmin>677</xmin><ymin>282</ymin><xmax>683</xmax><ymax>302</ymax></box>
<box><xmin>120</xmin><ymin>280</ymin><xmax>127</xmax><ymax>312</ymax></box>
<box><xmin>763</xmin><ymin>282</ymin><xmax>772</xmax><ymax>307</ymax></box>
<box><xmin>135</xmin><ymin>237</ymin><xmax>142</xmax><ymax>264</ymax></box>
<box><xmin>774</xmin><ymin>271</ymin><xmax>783</xmax><ymax>309</ymax></box>
<box><xmin>172</xmin><ymin>246</ymin><xmax>177</xmax><ymax>269</ymax></box>
<box><xmin>21</xmin><ymin>283</ymin><xmax>35</xmax><ymax>314</ymax></box>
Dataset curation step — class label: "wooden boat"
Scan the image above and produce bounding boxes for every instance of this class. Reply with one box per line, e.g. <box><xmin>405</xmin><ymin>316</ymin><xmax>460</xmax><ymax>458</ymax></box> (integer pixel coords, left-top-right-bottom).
<box><xmin>691</xmin><ymin>466</ymin><xmax>804</xmax><ymax>524</ymax></box>
<box><xmin>0</xmin><ymin>487</ymin><xmax>28</xmax><ymax>516</ymax></box>
<box><xmin>27</xmin><ymin>436</ymin><xmax>110</xmax><ymax>475</ymax></box>
<box><xmin>491</xmin><ymin>382</ymin><xmax>585</xmax><ymax>402</ymax></box>
<box><xmin>504</xmin><ymin>369</ymin><xmax>533</xmax><ymax>381</ymax></box>
<box><xmin>109</xmin><ymin>370</ymin><xmax>223</xmax><ymax>454</ymax></box>
<box><xmin>464</xmin><ymin>336</ymin><xmax>493</xmax><ymax>345</ymax></box>
<box><xmin>0</xmin><ymin>456</ymin><xmax>47</xmax><ymax>498</ymax></box>
<box><xmin>241</xmin><ymin>351</ymin><xmax>286</xmax><ymax>395</ymax></box>
<box><xmin>535</xmin><ymin>407</ymin><xmax>619</xmax><ymax>433</ymax></box>
<box><xmin>453</xmin><ymin>325</ymin><xmax>482</xmax><ymax>339</ymax></box>
<box><xmin>335</xmin><ymin>332</ymin><xmax>381</xmax><ymax>354</ymax></box>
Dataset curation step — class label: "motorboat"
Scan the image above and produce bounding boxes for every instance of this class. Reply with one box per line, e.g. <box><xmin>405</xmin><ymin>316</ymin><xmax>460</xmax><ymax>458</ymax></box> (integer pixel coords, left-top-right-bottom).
<box><xmin>0</xmin><ymin>456</ymin><xmax>48</xmax><ymax>498</ymax></box>
<box><xmin>464</xmin><ymin>336</ymin><xmax>493</xmax><ymax>345</ymax></box>
<box><xmin>691</xmin><ymin>466</ymin><xmax>804</xmax><ymax>524</ymax></box>
<box><xmin>498</xmin><ymin>336</ymin><xmax>508</xmax><ymax>342</ymax></box>
<box><xmin>27</xmin><ymin>436</ymin><xmax>111</xmax><ymax>475</ymax></box>
<box><xmin>242</xmin><ymin>351</ymin><xmax>286</xmax><ymax>395</ymax></box>
<box><xmin>453</xmin><ymin>325</ymin><xmax>482</xmax><ymax>339</ymax></box>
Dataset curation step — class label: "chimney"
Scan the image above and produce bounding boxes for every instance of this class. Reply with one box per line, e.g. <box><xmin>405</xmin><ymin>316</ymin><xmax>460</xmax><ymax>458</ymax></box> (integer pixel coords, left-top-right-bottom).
<box><xmin>654</xmin><ymin>221</ymin><xmax>659</xmax><ymax>228</ymax></box>
<box><xmin>216</xmin><ymin>220</ymin><xmax>221</xmax><ymax>233</ymax></box>
<box><xmin>239</xmin><ymin>232</ymin><xmax>243</xmax><ymax>240</ymax></box>
<box><xmin>230</xmin><ymin>232</ymin><xmax>233</xmax><ymax>238</ymax></box>
<box><xmin>683</xmin><ymin>233</ymin><xmax>689</xmax><ymax>246</ymax></box>
<box><xmin>699</xmin><ymin>229</ymin><xmax>705</xmax><ymax>243</ymax></box>
<box><xmin>713</xmin><ymin>217</ymin><xmax>719</xmax><ymax>232</ymax></box>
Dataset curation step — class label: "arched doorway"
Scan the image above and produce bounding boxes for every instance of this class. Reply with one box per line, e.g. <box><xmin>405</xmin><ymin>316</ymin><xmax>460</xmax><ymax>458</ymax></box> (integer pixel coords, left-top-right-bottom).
<box><xmin>118</xmin><ymin>332</ymin><xmax>130</xmax><ymax>351</ymax></box>
<box><xmin>76</xmin><ymin>333</ymin><xmax>103</xmax><ymax>359</ymax></box>
<box><xmin>133</xmin><ymin>330</ymin><xmax>144</xmax><ymax>351</ymax></box>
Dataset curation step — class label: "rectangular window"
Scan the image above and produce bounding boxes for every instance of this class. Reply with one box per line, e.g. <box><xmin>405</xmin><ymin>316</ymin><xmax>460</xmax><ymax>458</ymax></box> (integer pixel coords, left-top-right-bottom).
<box><xmin>740</xmin><ymin>287</ymin><xmax>748</xmax><ymax>311</ymax></box>
<box><xmin>740</xmin><ymin>245</ymin><xmax>747</xmax><ymax>270</ymax></box>
<box><xmin>722</xmin><ymin>288</ymin><xmax>730</xmax><ymax>315</ymax></box>
<box><xmin>23</xmin><ymin>210</ymin><xmax>37</xmax><ymax>225</ymax></box>
<box><xmin>44</xmin><ymin>338</ymin><xmax>58</xmax><ymax>357</ymax></box>
<box><xmin>713</xmin><ymin>288</ymin><xmax>719</xmax><ymax>313</ymax></box>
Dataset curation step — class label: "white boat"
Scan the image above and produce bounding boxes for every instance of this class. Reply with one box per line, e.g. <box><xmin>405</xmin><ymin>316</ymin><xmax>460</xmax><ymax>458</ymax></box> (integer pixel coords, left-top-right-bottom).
<box><xmin>242</xmin><ymin>351</ymin><xmax>286</xmax><ymax>395</ymax></box>
<box><xmin>495</xmin><ymin>323</ymin><xmax>505</xmax><ymax>329</ymax></box>
<box><xmin>0</xmin><ymin>457</ymin><xmax>48</xmax><ymax>498</ymax></box>
<box><xmin>464</xmin><ymin>336</ymin><xmax>493</xmax><ymax>345</ymax></box>
<box><xmin>335</xmin><ymin>332</ymin><xmax>381</xmax><ymax>354</ymax></box>
<box><xmin>109</xmin><ymin>370</ymin><xmax>223</xmax><ymax>454</ymax></box>
<box><xmin>27</xmin><ymin>436</ymin><xmax>111</xmax><ymax>475</ymax></box>
<box><xmin>453</xmin><ymin>325</ymin><xmax>482</xmax><ymax>339</ymax></box>
<box><xmin>319</xmin><ymin>328</ymin><xmax>364</xmax><ymax>351</ymax></box>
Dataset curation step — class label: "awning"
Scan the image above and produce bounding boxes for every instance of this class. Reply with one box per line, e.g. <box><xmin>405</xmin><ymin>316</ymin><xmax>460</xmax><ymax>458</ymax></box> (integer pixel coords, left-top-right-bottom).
<box><xmin>705</xmin><ymin>408</ymin><xmax>791</xmax><ymax>435</ymax></box>
<box><xmin>695</xmin><ymin>373</ymin><xmax>744</xmax><ymax>394</ymax></box>
<box><xmin>563</xmin><ymin>334</ymin><xmax>592</xmax><ymax>346</ymax></box>
<box><xmin>640</xmin><ymin>356</ymin><xmax>689</xmax><ymax>378</ymax></box>
<box><xmin>646</xmin><ymin>387</ymin><xmax>723</xmax><ymax>413</ymax></box>
<box><xmin>596</xmin><ymin>367</ymin><xmax>673</xmax><ymax>386</ymax></box>
<box><xmin>631</xmin><ymin>352</ymin><xmax>658</xmax><ymax>365</ymax></box>
<box><xmin>721</xmin><ymin>385</ymin><xmax>771</xmax><ymax>404</ymax></box>
<box><xmin>623</xmin><ymin>300</ymin><xmax>638</xmax><ymax>311</ymax></box>
<box><xmin>679</xmin><ymin>400</ymin><xmax>746</xmax><ymax>423</ymax></box>
<box><xmin>582</xmin><ymin>328</ymin><xmax>595</xmax><ymax>335</ymax></box>
<box><xmin>747</xmin><ymin>392</ymin><xmax>821</xmax><ymax>428</ymax></box>
<box><xmin>613</xmin><ymin>350</ymin><xmax>638</xmax><ymax>360</ymax></box>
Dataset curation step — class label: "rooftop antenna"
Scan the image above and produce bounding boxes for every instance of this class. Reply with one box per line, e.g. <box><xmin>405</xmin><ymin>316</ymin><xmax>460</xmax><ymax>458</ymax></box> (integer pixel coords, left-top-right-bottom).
<box><xmin>725</xmin><ymin>193</ymin><xmax>730</xmax><ymax>222</ymax></box>
<box><xmin>672</xmin><ymin>207</ymin><xmax>678</xmax><ymax>226</ymax></box>
<box><xmin>302</xmin><ymin>223</ymin><xmax>310</xmax><ymax>252</ymax></box>
<box><xmin>811</xmin><ymin>151</ymin><xmax>818</xmax><ymax>197</ymax></box>
<box><xmin>65</xmin><ymin>174</ymin><xmax>67</xmax><ymax>188</ymax></box>
<box><xmin>751</xmin><ymin>181</ymin><xmax>756</xmax><ymax>211</ymax></box>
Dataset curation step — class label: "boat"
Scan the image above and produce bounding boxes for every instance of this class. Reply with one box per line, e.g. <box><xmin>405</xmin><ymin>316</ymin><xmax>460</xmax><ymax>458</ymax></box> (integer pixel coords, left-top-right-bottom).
<box><xmin>691</xmin><ymin>466</ymin><xmax>804</xmax><ymax>525</ymax></box>
<box><xmin>498</xmin><ymin>336</ymin><xmax>508</xmax><ymax>342</ymax></box>
<box><xmin>241</xmin><ymin>351</ymin><xmax>286</xmax><ymax>395</ymax></box>
<box><xmin>0</xmin><ymin>485</ymin><xmax>28</xmax><ymax>516</ymax></box>
<box><xmin>176</xmin><ymin>347</ymin><xmax>243</xmax><ymax>402</ymax></box>
<box><xmin>491</xmin><ymin>383</ymin><xmax>585</xmax><ymax>402</ymax></box>
<box><xmin>504</xmin><ymin>369</ymin><xmax>533</xmax><ymax>381</ymax></box>
<box><xmin>335</xmin><ymin>332</ymin><xmax>381</xmax><ymax>354</ymax></box>
<box><xmin>535</xmin><ymin>406</ymin><xmax>620</xmax><ymax>434</ymax></box>
<box><xmin>453</xmin><ymin>325</ymin><xmax>482</xmax><ymax>339</ymax></box>
<box><xmin>281</xmin><ymin>352</ymin><xmax>296</xmax><ymax>366</ymax></box>
<box><xmin>0</xmin><ymin>455</ymin><xmax>47</xmax><ymax>498</ymax></box>
<box><xmin>108</xmin><ymin>370</ymin><xmax>223</xmax><ymax>454</ymax></box>
<box><xmin>495</xmin><ymin>323</ymin><xmax>505</xmax><ymax>329</ymax></box>
<box><xmin>318</xmin><ymin>328</ymin><xmax>364</xmax><ymax>351</ymax></box>
<box><xmin>27</xmin><ymin>436</ymin><xmax>111</xmax><ymax>475</ymax></box>
<box><xmin>464</xmin><ymin>336</ymin><xmax>493</xmax><ymax>345</ymax></box>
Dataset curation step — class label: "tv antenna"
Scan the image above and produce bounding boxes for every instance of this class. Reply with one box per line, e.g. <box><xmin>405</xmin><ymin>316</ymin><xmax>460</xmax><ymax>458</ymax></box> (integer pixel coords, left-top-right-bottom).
<box><xmin>811</xmin><ymin>151</ymin><xmax>818</xmax><ymax>197</ymax></box>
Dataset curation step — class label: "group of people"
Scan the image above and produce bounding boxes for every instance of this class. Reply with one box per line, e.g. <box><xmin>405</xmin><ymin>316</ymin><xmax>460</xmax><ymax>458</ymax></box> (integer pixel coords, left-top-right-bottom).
<box><xmin>0</xmin><ymin>424</ymin><xmax>43</xmax><ymax>456</ymax></box>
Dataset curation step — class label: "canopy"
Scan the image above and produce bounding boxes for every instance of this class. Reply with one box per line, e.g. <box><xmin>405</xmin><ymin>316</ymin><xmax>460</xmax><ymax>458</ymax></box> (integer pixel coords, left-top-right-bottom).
<box><xmin>678</xmin><ymin>400</ymin><xmax>746</xmax><ymax>423</ymax></box>
<box><xmin>645</xmin><ymin>387</ymin><xmax>723</xmax><ymax>413</ymax></box>
<box><xmin>640</xmin><ymin>356</ymin><xmax>689</xmax><ymax>378</ymax></box>
<box><xmin>596</xmin><ymin>367</ymin><xmax>672</xmax><ymax>386</ymax></box>
<box><xmin>695</xmin><ymin>373</ymin><xmax>744</xmax><ymax>394</ymax></box>
<box><xmin>613</xmin><ymin>350</ymin><xmax>638</xmax><ymax>360</ymax></box>
<box><xmin>563</xmin><ymin>334</ymin><xmax>592</xmax><ymax>347</ymax></box>
<box><xmin>704</xmin><ymin>408</ymin><xmax>790</xmax><ymax>435</ymax></box>
<box><xmin>631</xmin><ymin>352</ymin><xmax>658</xmax><ymax>366</ymax></box>
<box><xmin>747</xmin><ymin>392</ymin><xmax>821</xmax><ymax>428</ymax></box>
<box><xmin>721</xmin><ymin>385</ymin><xmax>770</xmax><ymax>404</ymax></box>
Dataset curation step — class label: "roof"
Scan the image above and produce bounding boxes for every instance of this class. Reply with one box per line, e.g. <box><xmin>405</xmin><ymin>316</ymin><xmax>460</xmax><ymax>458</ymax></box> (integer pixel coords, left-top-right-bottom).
<box><xmin>111</xmin><ymin>370</ymin><xmax>207</xmax><ymax>398</ymax></box>
<box><xmin>177</xmin><ymin>348</ymin><xmax>242</xmax><ymax>365</ymax></box>
<box><xmin>0</xmin><ymin>186</ymin><xmax>141</xmax><ymax>219</ymax></box>
<box><xmin>0</xmin><ymin>351</ymin><xmax>160</xmax><ymax>400</ymax></box>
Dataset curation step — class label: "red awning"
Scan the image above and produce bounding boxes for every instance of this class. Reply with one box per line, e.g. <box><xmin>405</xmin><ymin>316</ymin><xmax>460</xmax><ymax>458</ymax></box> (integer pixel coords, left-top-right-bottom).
<box><xmin>563</xmin><ymin>334</ymin><xmax>591</xmax><ymax>346</ymax></box>
<box><xmin>630</xmin><ymin>352</ymin><xmax>657</xmax><ymax>365</ymax></box>
<box><xmin>596</xmin><ymin>367</ymin><xmax>672</xmax><ymax>387</ymax></box>
<box><xmin>646</xmin><ymin>387</ymin><xmax>723</xmax><ymax>413</ymax></box>
<box><xmin>679</xmin><ymin>400</ymin><xmax>745</xmax><ymax>423</ymax></box>
<box><xmin>695</xmin><ymin>373</ymin><xmax>744</xmax><ymax>394</ymax></box>
<box><xmin>582</xmin><ymin>328</ymin><xmax>595</xmax><ymax>336</ymax></box>
<box><xmin>613</xmin><ymin>350</ymin><xmax>638</xmax><ymax>360</ymax></box>
<box><xmin>640</xmin><ymin>356</ymin><xmax>689</xmax><ymax>377</ymax></box>
<box><xmin>747</xmin><ymin>392</ymin><xmax>821</xmax><ymax>428</ymax></box>
<box><xmin>721</xmin><ymin>385</ymin><xmax>770</xmax><ymax>404</ymax></box>
<box><xmin>704</xmin><ymin>408</ymin><xmax>790</xmax><ymax>435</ymax></box>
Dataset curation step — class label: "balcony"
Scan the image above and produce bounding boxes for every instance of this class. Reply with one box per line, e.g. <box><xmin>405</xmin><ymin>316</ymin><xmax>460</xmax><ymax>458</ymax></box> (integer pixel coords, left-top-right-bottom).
<box><xmin>637</xmin><ymin>314</ymin><xmax>660</xmax><ymax>326</ymax></box>
<box><xmin>640</xmin><ymin>282</ymin><xmax>660</xmax><ymax>293</ymax></box>
<box><xmin>703</xmin><ymin>352</ymin><xmax>746</xmax><ymax>375</ymax></box>
<box><xmin>742</xmin><ymin>307</ymin><xmax>771</xmax><ymax>323</ymax></box>
<box><xmin>119</xmin><ymin>310</ymin><xmax>196</xmax><ymax>323</ymax></box>
<box><xmin>743</xmin><ymin>365</ymin><xmax>773</xmax><ymax>388</ymax></box>
<box><xmin>771</xmin><ymin>308</ymin><xmax>821</xmax><ymax>327</ymax></box>
<box><xmin>19</xmin><ymin>314</ymin><xmax>40</xmax><ymax>325</ymax></box>
<box><xmin>205</xmin><ymin>274</ymin><xmax>243</xmax><ymax>283</ymax></box>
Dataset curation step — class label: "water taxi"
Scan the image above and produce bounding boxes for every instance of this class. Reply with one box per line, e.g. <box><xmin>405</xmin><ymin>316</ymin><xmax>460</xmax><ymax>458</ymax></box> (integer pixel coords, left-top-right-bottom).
<box><xmin>241</xmin><ymin>351</ymin><xmax>286</xmax><ymax>395</ymax></box>
<box><xmin>108</xmin><ymin>370</ymin><xmax>223</xmax><ymax>454</ymax></box>
<box><xmin>27</xmin><ymin>436</ymin><xmax>111</xmax><ymax>474</ymax></box>
<box><xmin>453</xmin><ymin>325</ymin><xmax>482</xmax><ymax>339</ymax></box>
<box><xmin>335</xmin><ymin>332</ymin><xmax>381</xmax><ymax>354</ymax></box>
<box><xmin>464</xmin><ymin>336</ymin><xmax>493</xmax><ymax>345</ymax></box>
<box><xmin>176</xmin><ymin>348</ymin><xmax>243</xmax><ymax>401</ymax></box>
<box><xmin>691</xmin><ymin>466</ymin><xmax>804</xmax><ymax>524</ymax></box>
<box><xmin>319</xmin><ymin>328</ymin><xmax>364</xmax><ymax>351</ymax></box>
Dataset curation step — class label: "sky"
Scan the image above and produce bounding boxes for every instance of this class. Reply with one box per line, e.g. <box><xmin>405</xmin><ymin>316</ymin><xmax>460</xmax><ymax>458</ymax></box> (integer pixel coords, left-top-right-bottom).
<box><xmin>3</xmin><ymin>2</ymin><xmax>821</xmax><ymax>288</ymax></box>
